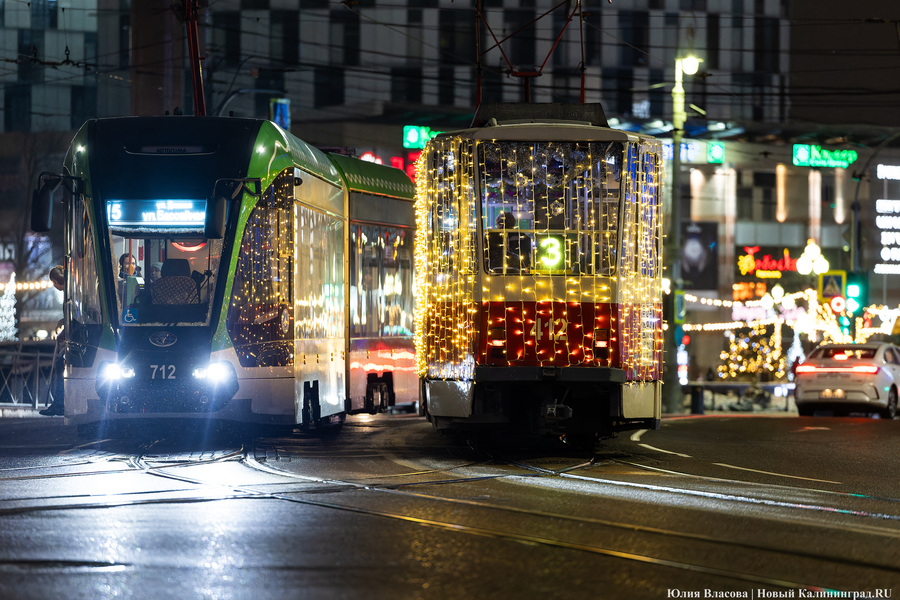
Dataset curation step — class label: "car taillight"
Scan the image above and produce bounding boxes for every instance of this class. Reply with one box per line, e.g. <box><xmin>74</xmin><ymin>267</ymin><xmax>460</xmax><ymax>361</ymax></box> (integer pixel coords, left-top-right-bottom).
<box><xmin>795</xmin><ymin>364</ymin><xmax>879</xmax><ymax>375</ymax></box>
<box><xmin>489</xmin><ymin>327</ymin><xmax>505</xmax><ymax>347</ymax></box>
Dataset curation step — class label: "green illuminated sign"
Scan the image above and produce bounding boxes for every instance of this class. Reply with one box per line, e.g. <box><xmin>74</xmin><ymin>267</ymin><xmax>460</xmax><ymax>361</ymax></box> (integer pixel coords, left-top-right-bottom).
<box><xmin>792</xmin><ymin>144</ymin><xmax>858</xmax><ymax>169</ymax></box>
<box><xmin>534</xmin><ymin>234</ymin><xmax>568</xmax><ymax>273</ymax></box>
<box><xmin>707</xmin><ymin>142</ymin><xmax>725</xmax><ymax>164</ymax></box>
<box><xmin>403</xmin><ymin>126</ymin><xmax>442</xmax><ymax>149</ymax></box>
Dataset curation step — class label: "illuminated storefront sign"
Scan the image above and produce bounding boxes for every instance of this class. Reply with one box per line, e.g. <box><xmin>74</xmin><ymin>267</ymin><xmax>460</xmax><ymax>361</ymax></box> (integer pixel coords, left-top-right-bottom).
<box><xmin>107</xmin><ymin>200</ymin><xmax>205</xmax><ymax>227</ymax></box>
<box><xmin>737</xmin><ymin>246</ymin><xmax>798</xmax><ymax>279</ymax></box>
<box><xmin>792</xmin><ymin>144</ymin><xmax>858</xmax><ymax>169</ymax></box>
<box><xmin>359</xmin><ymin>152</ymin><xmax>383</xmax><ymax>165</ymax></box>
<box><xmin>663</xmin><ymin>141</ymin><xmax>701</xmax><ymax>162</ymax></box>
<box><xmin>707</xmin><ymin>142</ymin><xmax>725</xmax><ymax>164</ymax></box>
<box><xmin>732</xmin><ymin>281</ymin><xmax>767</xmax><ymax>301</ymax></box>
<box><xmin>403</xmin><ymin>126</ymin><xmax>442</xmax><ymax>149</ymax></box>
<box><xmin>877</xmin><ymin>164</ymin><xmax>900</xmax><ymax>180</ymax></box>
<box><xmin>875</xmin><ymin>199</ymin><xmax>900</xmax><ymax>274</ymax></box>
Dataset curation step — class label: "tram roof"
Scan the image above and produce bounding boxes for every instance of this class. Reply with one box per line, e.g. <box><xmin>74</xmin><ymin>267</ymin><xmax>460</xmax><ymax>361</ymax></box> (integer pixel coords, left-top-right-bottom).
<box><xmin>327</xmin><ymin>152</ymin><xmax>416</xmax><ymax>200</ymax></box>
<box><xmin>430</xmin><ymin>122</ymin><xmax>658</xmax><ymax>144</ymax></box>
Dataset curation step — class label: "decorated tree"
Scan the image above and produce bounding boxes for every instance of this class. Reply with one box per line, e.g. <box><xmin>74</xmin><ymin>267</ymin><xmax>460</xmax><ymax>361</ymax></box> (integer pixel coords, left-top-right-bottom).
<box><xmin>718</xmin><ymin>320</ymin><xmax>785</xmax><ymax>381</ymax></box>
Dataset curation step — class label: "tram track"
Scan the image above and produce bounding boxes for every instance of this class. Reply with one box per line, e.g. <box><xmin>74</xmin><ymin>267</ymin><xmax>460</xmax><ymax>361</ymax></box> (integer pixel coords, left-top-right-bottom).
<box><xmin>232</xmin><ymin>455</ymin><xmax>892</xmax><ymax>590</ymax></box>
<box><xmin>1</xmin><ymin>433</ymin><xmax>898</xmax><ymax>590</ymax></box>
<box><xmin>0</xmin><ymin>439</ymin><xmax>893</xmax><ymax>591</ymax></box>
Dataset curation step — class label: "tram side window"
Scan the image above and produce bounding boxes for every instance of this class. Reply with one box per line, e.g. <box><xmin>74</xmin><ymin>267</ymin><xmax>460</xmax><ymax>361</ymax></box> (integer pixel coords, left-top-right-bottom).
<box><xmin>226</xmin><ymin>170</ymin><xmax>294</xmax><ymax>368</ymax></box>
<box><xmin>640</xmin><ymin>150</ymin><xmax>661</xmax><ymax>277</ymax></box>
<box><xmin>67</xmin><ymin>194</ymin><xmax>102</xmax><ymax>358</ymax></box>
<box><xmin>434</xmin><ymin>151</ymin><xmax>460</xmax><ymax>275</ymax></box>
<box><xmin>350</xmin><ymin>223</ymin><xmax>414</xmax><ymax>338</ymax></box>
<box><xmin>295</xmin><ymin>205</ymin><xmax>344</xmax><ymax>341</ymax></box>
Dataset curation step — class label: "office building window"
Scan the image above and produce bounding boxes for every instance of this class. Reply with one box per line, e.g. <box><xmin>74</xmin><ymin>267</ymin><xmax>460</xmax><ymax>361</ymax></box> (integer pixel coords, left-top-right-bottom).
<box><xmin>438</xmin><ymin>67</ymin><xmax>455</xmax><ymax>105</ymax></box>
<box><xmin>71</xmin><ymin>85</ymin><xmax>97</xmax><ymax>130</ymax></box>
<box><xmin>736</xmin><ymin>187</ymin><xmax>753</xmax><ymax>220</ymax></box>
<box><xmin>679</xmin><ymin>0</ymin><xmax>707</xmax><ymax>9</ymax></box>
<box><xmin>330</xmin><ymin>10</ymin><xmax>360</xmax><ymax>66</ymax></box>
<box><xmin>32</xmin><ymin>0</ymin><xmax>57</xmax><ymax>30</ymax></box>
<box><xmin>392</xmin><ymin>68</ymin><xmax>422</xmax><ymax>104</ymax></box>
<box><xmin>504</xmin><ymin>10</ymin><xmax>535</xmax><ymax>68</ymax></box>
<box><xmin>18</xmin><ymin>30</ymin><xmax>43</xmax><ymax>83</ymax></box>
<box><xmin>707</xmin><ymin>14</ymin><xmax>720</xmax><ymax>69</ymax></box>
<box><xmin>315</xmin><ymin>67</ymin><xmax>344</xmax><ymax>107</ymax></box>
<box><xmin>119</xmin><ymin>13</ymin><xmax>130</xmax><ymax>69</ymax></box>
<box><xmin>619</xmin><ymin>11</ymin><xmax>649</xmax><ymax>66</ymax></box>
<box><xmin>584</xmin><ymin>12</ymin><xmax>602</xmax><ymax>66</ymax></box>
<box><xmin>213</xmin><ymin>12</ymin><xmax>241</xmax><ymax>66</ymax></box>
<box><xmin>271</xmin><ymin>11</ymin><xmax>299</xmax><ymax>65</ymax></box>
<box><xmin>5</xmin><ymin>86</ymin><xmax>31</xmax><ymax>132</ymax></box>
<box><xmin>439</xmin><ymin>10</ymin><xmax>475</xmax><ymax>65</ymax></box>
<box><xmin>754</xmin><ymin>17</ymin><xmax>779</xmax><ymax>74</ymax></box>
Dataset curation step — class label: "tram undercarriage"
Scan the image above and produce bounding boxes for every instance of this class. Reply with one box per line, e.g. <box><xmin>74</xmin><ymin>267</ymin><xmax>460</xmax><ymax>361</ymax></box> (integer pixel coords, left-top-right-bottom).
<box><xmin>423</xmin><ymin>373</ymin><xmax>661</xmax><ymax>437</ymax></box>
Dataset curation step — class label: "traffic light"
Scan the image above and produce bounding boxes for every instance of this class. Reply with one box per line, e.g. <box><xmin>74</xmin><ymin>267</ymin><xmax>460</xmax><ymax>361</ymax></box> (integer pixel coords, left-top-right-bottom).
<box><xmin>845</xmin><ymin>272</ymin><xmax>869</xmax><ymax>315</ymax></box>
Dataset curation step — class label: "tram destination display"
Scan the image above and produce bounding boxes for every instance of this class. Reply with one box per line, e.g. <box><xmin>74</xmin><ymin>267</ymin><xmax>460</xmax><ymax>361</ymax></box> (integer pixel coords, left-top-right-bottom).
<box><xmin>107</xmin><ymin>200</ymin><xmax>207</xmax><ymax>227</ymax></box>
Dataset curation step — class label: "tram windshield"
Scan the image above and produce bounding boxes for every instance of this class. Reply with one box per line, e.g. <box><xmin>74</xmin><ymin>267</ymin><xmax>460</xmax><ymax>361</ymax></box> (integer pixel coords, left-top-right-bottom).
<box><xmin>479</xmin><ymin>141</ymin><xmax>623</xmax><ymax>276</ymax></box>
<box><xmin>107</xmin><ymin>201</ymin><xmax>223</xmax><ymax>325</ymax></box>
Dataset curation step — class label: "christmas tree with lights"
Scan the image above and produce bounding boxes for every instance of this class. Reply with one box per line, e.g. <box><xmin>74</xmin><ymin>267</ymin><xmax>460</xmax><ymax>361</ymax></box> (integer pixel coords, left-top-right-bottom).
<box><xmin>718</xmin><ymin>320</ymin><xmax>785</xmax><ymax>381</ymax></box>
<box><xmin>0</xmin><ymin>272</ymin><xmax>17</xmax><ymax>342</ymax></box>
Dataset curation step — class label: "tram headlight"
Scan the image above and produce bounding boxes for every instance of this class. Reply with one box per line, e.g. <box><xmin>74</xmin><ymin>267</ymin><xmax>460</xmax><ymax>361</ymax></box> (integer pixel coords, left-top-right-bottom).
<box><xmin>99</xmin><ymin>362</ymin><xmax>135</xmax><ymax>380</ymax></box>
<box><xmin>489</xmin><ymin>327</ymin><xmax>506</xmax><ymax>347</ymax></box>
<box><xmin>193</xmin><ymin>361</ymin><xmax>233</xmax><ymax>383</ymax></box>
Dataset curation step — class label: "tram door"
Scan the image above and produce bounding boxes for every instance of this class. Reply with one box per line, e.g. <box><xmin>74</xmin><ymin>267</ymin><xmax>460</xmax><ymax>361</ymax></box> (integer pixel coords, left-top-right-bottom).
<box><xmin>293</xmin><ymin>169</ymin><xmax>346</xmax><ymax>424</ymax></box>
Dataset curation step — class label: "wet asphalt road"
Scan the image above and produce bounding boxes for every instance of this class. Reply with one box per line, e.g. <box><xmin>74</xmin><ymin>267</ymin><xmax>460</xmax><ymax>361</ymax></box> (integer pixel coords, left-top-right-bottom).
<box><xmin>0</xmin><ymin>412</ymin><xmax>898</xmax><ymax>599</ymax></box>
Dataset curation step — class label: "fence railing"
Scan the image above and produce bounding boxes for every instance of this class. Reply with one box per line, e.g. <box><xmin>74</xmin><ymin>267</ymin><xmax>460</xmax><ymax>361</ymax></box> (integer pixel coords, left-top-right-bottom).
<box><xmin>0</xmin><ymin>340</ymin><xmax>58</xmax><ymax>409</ymax></box>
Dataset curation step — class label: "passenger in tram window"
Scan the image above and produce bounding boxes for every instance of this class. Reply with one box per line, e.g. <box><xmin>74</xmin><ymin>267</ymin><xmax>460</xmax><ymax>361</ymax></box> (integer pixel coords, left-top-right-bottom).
<box><xmin>40</xmin><ymin>265</ymin><xmax>66</xmax><ymax>416</ymax></box>
<box><xmin>148</xmin><ymin>263</ymin><xmax>162</xmax><ymax>283</ymax></box>
<box><xmin>488</xmin><ymin>212</ymin><xmax>532</xmax><ymax>273</ymax></box>
<box><xmin>118</xmin><ymin>252</ymin><xmax>142</xmax><ymax>279</ymax></box>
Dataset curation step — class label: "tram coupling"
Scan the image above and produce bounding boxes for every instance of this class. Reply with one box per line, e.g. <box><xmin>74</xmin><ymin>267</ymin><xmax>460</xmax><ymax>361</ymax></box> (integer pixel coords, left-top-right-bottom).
<box><xmin>542</xmin><ymin>403</ymin><xmax>573</xmax><ymax>420</ymax></box>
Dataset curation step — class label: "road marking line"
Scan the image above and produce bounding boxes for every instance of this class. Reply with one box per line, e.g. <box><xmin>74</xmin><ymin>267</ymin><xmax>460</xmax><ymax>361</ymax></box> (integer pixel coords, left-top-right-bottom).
<box><xmin>713</xmin><ymin>463</ymin><xmax>840</xmax><ymax>484</ymax></box>
<box><xmin>638</xmin><ymin>443</ymin><xmax>691</xmax><ymax>458</ymax></box>
<box><xmin>629</xmin><ymin>429</ymin><xmax>648</xmax><ymax>442</ymax></box>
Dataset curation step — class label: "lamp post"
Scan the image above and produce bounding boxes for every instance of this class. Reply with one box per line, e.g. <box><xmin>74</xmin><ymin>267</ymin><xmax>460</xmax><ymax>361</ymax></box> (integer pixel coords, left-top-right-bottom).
<box><xmin>664</xmin><ymin>55</ymin><xmax>700</xmax><ymax>414</ymax></box>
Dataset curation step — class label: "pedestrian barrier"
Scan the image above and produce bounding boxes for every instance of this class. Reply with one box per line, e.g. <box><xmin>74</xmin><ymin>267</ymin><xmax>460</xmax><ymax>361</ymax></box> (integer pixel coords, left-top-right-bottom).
<box><xmin>0</xmin><ymin>340</ymin><xmax>58</xmax><ymax>410</ymax></box>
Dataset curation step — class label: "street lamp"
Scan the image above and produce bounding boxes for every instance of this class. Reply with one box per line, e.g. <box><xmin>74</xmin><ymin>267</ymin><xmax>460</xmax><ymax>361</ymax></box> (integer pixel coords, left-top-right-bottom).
<box><xmin>664</xmin><ymin>53</ymin><xmax>700</xmax><ymax>414</ymax></box>
<box><xmin>796</xmin><ymin>239</ymin><xmax>829</xmax><ymax>275</ymax></box>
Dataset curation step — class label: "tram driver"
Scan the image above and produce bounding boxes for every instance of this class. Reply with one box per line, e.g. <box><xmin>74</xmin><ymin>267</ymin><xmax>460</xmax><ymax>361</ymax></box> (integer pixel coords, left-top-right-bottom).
<box><xmin>488</xmin><ymin>211</ymin><xmax>532</xmax><ymax>273</ymax></box>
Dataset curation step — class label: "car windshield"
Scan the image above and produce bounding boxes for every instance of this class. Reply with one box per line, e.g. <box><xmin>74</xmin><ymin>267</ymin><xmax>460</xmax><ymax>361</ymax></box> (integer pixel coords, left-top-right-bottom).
<box><xmin>809</xmin><ymin>347</ymin><xmax>877</xmax><ymax>360</ymax></box>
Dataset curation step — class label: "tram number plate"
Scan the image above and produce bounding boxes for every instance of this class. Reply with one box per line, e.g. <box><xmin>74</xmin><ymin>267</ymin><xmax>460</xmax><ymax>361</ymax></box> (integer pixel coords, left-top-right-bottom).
<box><xmin>150</xmin><ymin>364</ymin><xmax>177</xmax><ymax>379</ymax></box>
<box><xmin>529</xmin><ymin>317</ymin><xmax>568</xmax><ymax>342</ymax></box>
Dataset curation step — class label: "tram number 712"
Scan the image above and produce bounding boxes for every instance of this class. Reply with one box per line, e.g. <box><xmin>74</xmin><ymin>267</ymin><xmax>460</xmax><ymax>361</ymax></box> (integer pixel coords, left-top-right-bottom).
<box><xmin>150</xmin><ymin>365</ymin><xmax>177</xmax><ymax>379</ymax></box>
<box><xmin>529</xmin><ymin>317</ymin><xmax>568</xmax><ymax>342</ymax></box>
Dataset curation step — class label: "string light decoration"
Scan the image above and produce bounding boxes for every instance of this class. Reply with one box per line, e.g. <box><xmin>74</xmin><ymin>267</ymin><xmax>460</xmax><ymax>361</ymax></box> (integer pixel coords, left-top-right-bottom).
<box><xmin>0</xmin><ymin>272</ymin><xmax>16</xmax><ymax>342</ymax></box>
<box><xmin>414</xmin><ymin>134</ymin><xmax>663</xmax><ymax>384</ymax></box>
<box><xmin>227</xmin><ymin>171</ymin><xmax>298</xmax><ymax>367</ymax></box>
<box><xmin>717</xmin><ymin>319</ymin><xmax>785</xmax><ymax>380</ymax></box>
<box><xmin>414</xmin><ymin>137</ymin><xmax>477</xmax><ymax>379</ymax></box>
<box><xmin>0</xmin><ymin>280</ymin><xmax>55</xmax><ymax>291</ymax></box>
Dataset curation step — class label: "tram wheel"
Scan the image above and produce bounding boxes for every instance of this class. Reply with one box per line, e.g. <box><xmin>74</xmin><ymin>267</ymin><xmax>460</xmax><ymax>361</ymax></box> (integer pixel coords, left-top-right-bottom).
<box><xmin>561</xmin><ymin>432</ymin><xmax>598</xmax><ymax>452</ymax></box>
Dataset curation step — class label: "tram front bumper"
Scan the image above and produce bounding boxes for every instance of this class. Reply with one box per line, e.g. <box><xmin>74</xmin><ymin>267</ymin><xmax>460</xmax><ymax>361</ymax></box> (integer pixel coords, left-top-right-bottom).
<box><xmin>472</xmin><ymin>366</ymin><xmax>627</xmax><ymax>383</ymax></box>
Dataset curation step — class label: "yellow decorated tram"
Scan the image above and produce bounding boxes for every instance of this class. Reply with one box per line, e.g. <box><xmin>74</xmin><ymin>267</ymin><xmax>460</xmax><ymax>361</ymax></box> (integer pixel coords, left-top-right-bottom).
<box><xmin>415</xmin><ymin>104</ymin><xmax>663</xmax><ymax>442</ymax></box>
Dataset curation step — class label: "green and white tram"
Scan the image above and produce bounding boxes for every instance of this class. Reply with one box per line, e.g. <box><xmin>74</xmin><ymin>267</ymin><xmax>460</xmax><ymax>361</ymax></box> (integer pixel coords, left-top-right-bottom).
<box><xmin>31</xmin><ymin>116</ymin><xmax>416</xmax><ymax>430</ymax></box>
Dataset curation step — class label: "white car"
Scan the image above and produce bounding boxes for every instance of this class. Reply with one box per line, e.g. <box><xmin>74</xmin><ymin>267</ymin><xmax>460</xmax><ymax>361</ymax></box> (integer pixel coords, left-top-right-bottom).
<box><xmin>794</xmin><ymin>343</ymin><xmax>899</xmax><ymax>418</ymax></box>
